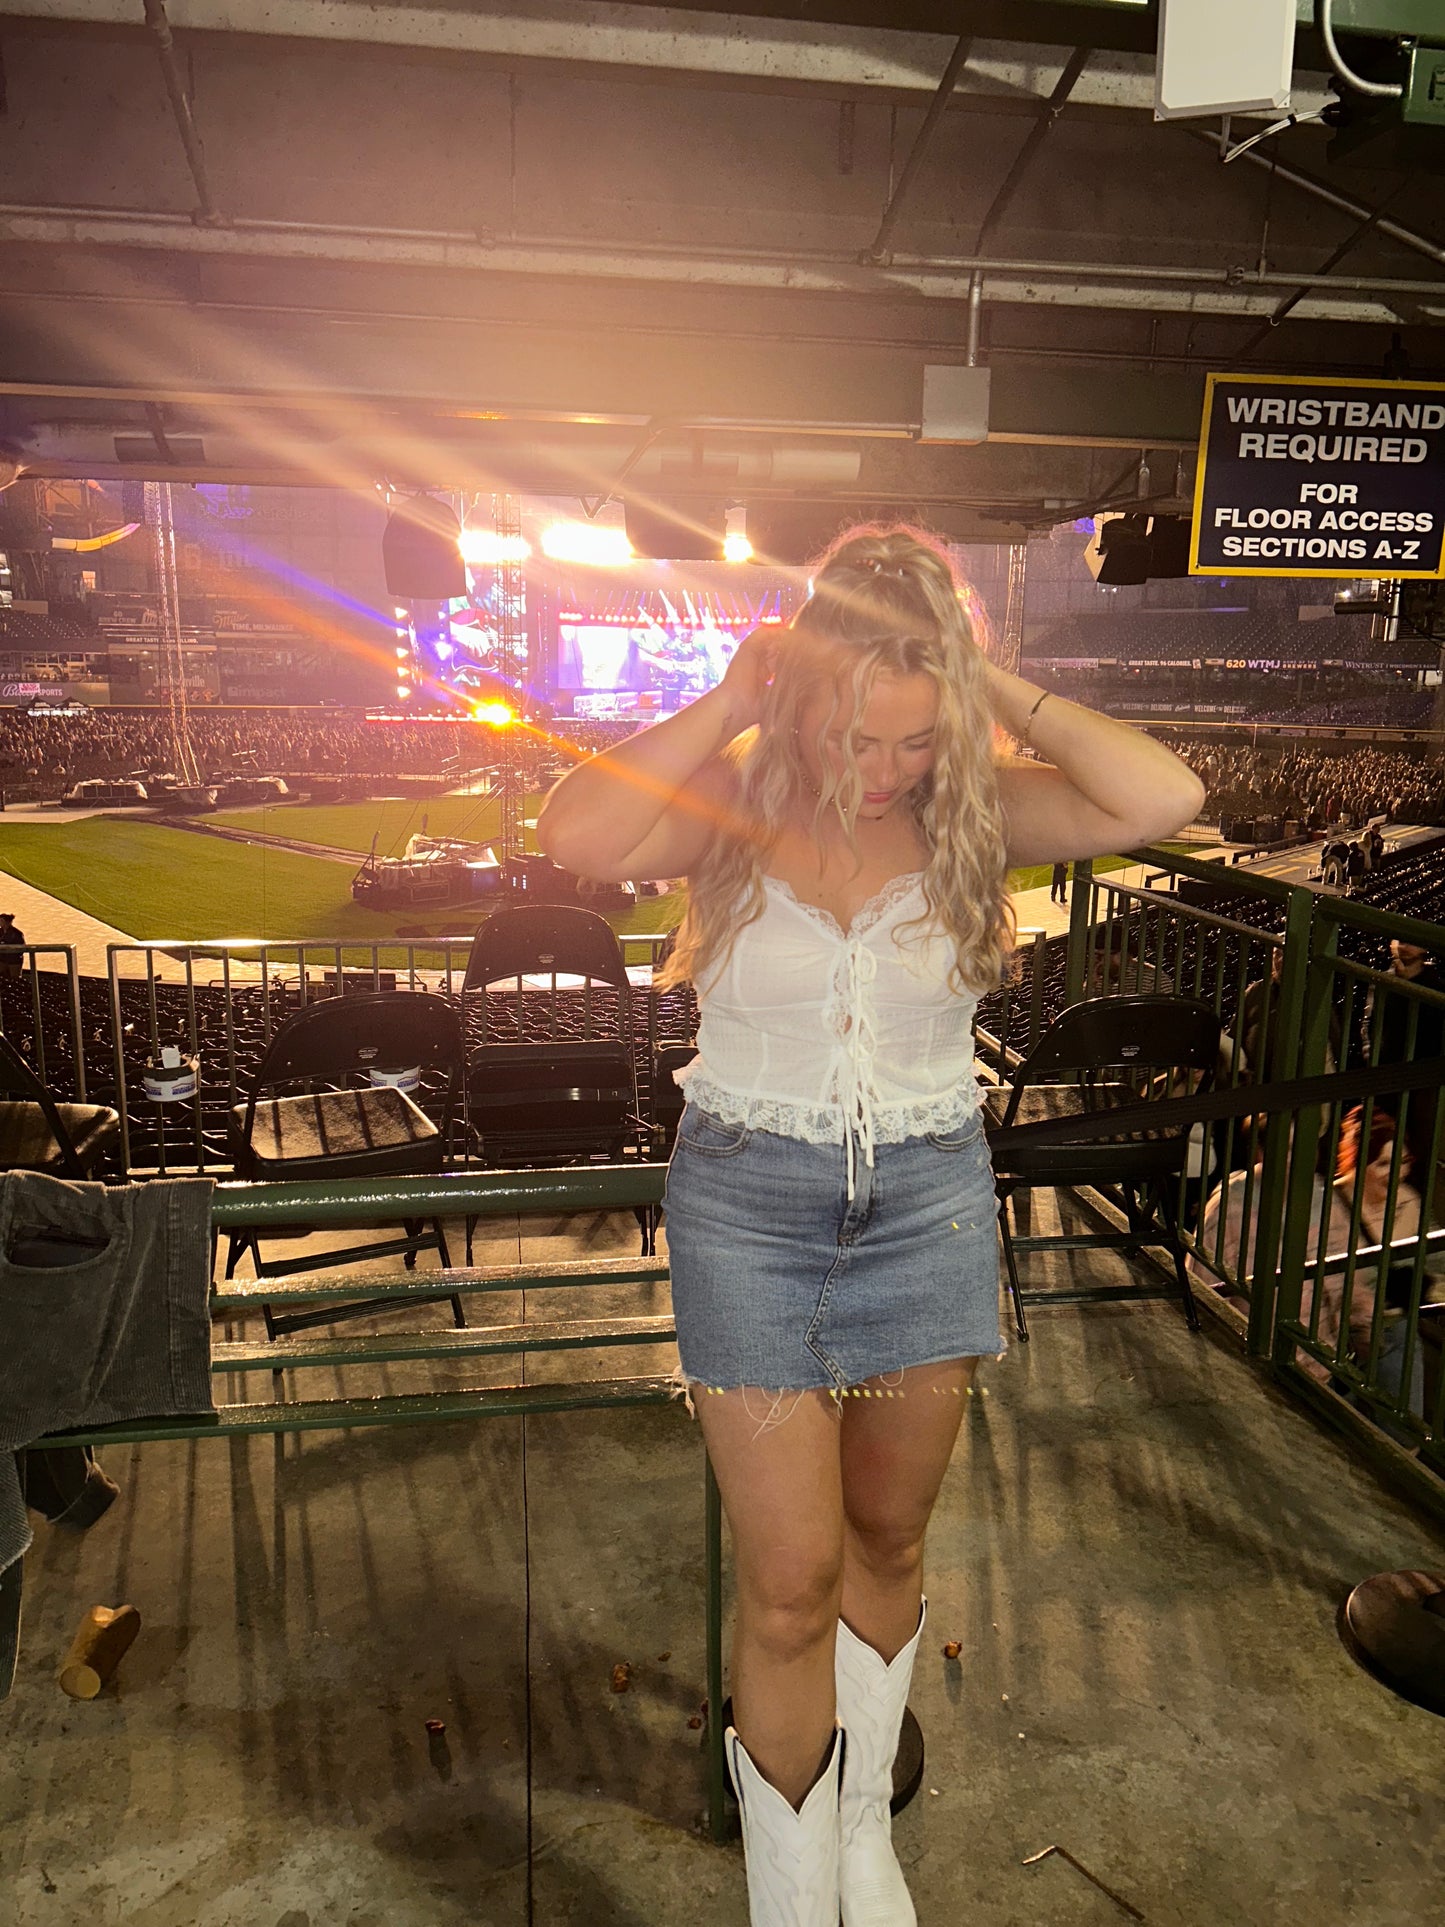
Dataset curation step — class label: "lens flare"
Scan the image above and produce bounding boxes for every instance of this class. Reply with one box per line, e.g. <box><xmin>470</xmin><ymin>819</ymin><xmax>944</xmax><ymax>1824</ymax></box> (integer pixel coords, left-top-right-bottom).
<box><xmin>459</xmin><ymin>528</ymin><xmax>532</xmax><ymax>566</ymax></box>
<box><xmin>539</xmin><ymin>522</ymin><xmax>633</xmax><ymax>566</ymax></box>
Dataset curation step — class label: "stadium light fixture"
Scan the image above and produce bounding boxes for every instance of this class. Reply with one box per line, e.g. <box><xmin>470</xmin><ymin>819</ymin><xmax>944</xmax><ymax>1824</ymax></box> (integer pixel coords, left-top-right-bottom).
<box><xmin>471</xmin><ymin>701</ymin><xmax>517</xmax><ymax>726</ymax></box>
<box><xmin>459</xmin><ymin>527</ymin><xmax>532</xmax><ymax>567</ymax></box>
<box><xmin>539</xmin><ymin>522</ymin><xmax>633</xmax><ymax>566</ymax></box>
<box><xmin>723</xmin><ymin>532</ymin><xmax>754</xmax><ymax>563</ymax></box>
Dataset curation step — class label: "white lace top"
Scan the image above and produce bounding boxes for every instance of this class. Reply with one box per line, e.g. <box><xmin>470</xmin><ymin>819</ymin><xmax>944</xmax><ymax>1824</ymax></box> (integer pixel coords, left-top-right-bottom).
<box><xmin>675</xmin><ymin>870</ymin><xmax>981</xmax><ymax>1199</ymax></box>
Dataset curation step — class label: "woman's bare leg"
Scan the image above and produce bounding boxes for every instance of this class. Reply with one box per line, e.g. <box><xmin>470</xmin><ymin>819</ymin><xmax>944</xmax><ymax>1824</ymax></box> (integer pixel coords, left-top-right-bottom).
<box><xmin>839</xmin><ymin>1357</ymin><xmax>980</xmax><ymax>1657</ymax></box>
<box><xmin>694</xmin><ymin>1384</ymin><xmax>847</xmax><ymax>1810</ymax></box>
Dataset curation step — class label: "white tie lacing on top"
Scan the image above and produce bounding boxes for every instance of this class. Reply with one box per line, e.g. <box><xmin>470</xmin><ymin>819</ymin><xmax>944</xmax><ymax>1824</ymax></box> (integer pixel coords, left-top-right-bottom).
<box><xmin>672</xmin><ymin>869</ymin><xmax>984</xmax><ymax>1162</ymax></box>
<box><xmin>835</xmin><ymin>939</ymin><xmax>880</xmax><ymax>1202</ymax></box>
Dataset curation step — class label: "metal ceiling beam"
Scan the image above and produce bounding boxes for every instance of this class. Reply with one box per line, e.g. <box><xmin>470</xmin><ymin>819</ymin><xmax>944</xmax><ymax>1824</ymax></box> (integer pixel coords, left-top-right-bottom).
<box><xmin>142</xmin><ymin>0</ymin><xmax>223</xmax><ymax>226</ymax></box>
<box><xmin>1185</xmin><ymin>131</ymin><xmax>1445</xmax><ymax>272</ymax></box>
<box><xmin>975</xmin><ymin>43</ymin><xmax>1090</xmax><ymax>248</ymax></box>
<box><xmin>1234</xmin><ymin>179</ymin><xmax>1408</xmax><ymax>359</ymax></box>
<box><xmin>860</xmin><ymin>33</ymin><xmax>973</xmax><ymax>265</ymax></box>
<box><xmin>0</xmin><ymin>0</ymin><xmax>1325</xmax><ymax>114</ymax></box>
<box><xmin>3</xmin><ymin>201</ymin><xmax>1443</xmax><ymax>324</ymax></box>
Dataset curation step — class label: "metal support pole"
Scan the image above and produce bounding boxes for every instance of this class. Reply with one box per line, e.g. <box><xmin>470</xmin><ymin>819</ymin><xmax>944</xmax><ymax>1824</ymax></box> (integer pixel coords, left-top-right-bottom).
<box><xmin>1235</xmin><ymin>181</ymin><xmax>1406</xmax><ymax>359</ymax></box>
<box><xmin>491</xmin><ymin>491</ymin><xmax>528</xmax><ymax>864</ymax></box>
<box><xmin>143</xmin><ymin>478</ymin><xmax>200</xmax><ymax>788</ymax></box>
<box><xmin>143</xmin><ymin>0</ymin><xmax>224</xmax><ymax>227</ymax></box>
<box><xmin>1246</xmin><ymin>887</ymin><xmax>1316</xmax><ymax>1356</ymax></box>
<box><xmin>999</xmin><ymin>540</ymin><xmax>1027</xmax><ymax>678</ymax></box>
<box><xmin>860</xmin><ymin>35</ymin><xmax>973</xmax><ymax>264</ymax></box>
<box><xmin>966</xmin><ymin>269</ymin><xmax>984</xmax><ymax>367</ymax></box>
<box><xmin>1064</xmin><ymin>857</ymin><xmax>1094</xmax><ymax>1005</ymax></box>
<box><xmin>704</xmin><ymin>1452</ymin><xmax>728</xmax><ymax>1841</ymax></box>
<box><xmin>1192</xmin><ymin>133</ymin><xmax>1445</xmax><ymax>272</ymax></box>
<box><xmin>975</xmin><ymin>46</ymin><xmax>1091</xmax><ymax>250</ymax></box>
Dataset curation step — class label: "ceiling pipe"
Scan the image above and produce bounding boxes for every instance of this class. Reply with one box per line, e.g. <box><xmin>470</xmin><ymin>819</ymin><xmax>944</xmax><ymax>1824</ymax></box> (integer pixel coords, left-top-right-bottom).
<box><xmin>1185</xmin><ymin>129</ymin><xmax>1445</xmax><ymax>272</ymax></box>
<box><xmin>142</xmin><ymin>0</ymin><xmax>224</xmax><ymax>227</ymax></box>
<box><xmin>965</xmin><ymin>269</ymin><xmax>984</xmax><ymax>367</ymax></box>
<box><xmin>0</xmin><ymin>200</ymin><xmax>1441</xmax><ymax>308</ymax></box>
<box><xmin>15</xmin><ymin>422</ymin><xmax>865</xmax><ymax>492</ymax></box>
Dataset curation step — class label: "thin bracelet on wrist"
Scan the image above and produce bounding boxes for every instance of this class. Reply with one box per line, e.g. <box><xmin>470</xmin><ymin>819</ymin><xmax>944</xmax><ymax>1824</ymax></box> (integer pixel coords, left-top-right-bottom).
<box><xmin>1020</xmin><ymin>689</ymin><xmax>1053</xmax><ymax>748</ymax></box>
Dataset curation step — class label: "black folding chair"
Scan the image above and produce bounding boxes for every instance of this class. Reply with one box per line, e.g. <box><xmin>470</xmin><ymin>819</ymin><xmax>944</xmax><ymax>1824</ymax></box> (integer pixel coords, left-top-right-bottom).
<box><xmin>227</xmin><ymin>990</ymin><xmax>465</xmax><ymax>1336</ymax></box>
<box><xmin>983</xmin><ymin>995</ymin><xmax>1222</xmax><ymax>1341</ymax></box>
<box><xmin>0</xmin><ymin>1032</ymin><xmax>120</xmax><ymax>1179</ymax></box>
<box><xmin>460</xmin><ymin>905</ymin><xmax>651</xmax><ymax>1257</ymax></box>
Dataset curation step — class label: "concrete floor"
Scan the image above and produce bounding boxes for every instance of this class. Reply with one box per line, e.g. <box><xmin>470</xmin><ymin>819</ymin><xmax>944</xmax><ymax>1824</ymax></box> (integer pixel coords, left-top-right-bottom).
<box><xmin>5</xmin><ymin>1204</ymin><xmax>1444</xmax><ymax>1927</ymax></box>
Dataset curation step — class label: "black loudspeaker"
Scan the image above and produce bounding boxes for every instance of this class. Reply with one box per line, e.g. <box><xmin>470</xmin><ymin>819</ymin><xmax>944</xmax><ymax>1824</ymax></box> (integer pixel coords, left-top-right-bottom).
<box><xmin>382</xmin><ymin>496</ymin><xmax>465</xmax><ymax>600</ymax></box>
<box><xmin>121</xmin><ymin>479</ymin><xmax>146</xmax><ymax>524</ymax></box>
<box><xmin>1148</xmin><ymin>515</ymin><xmax>1192</xmax><ymax>578</ymax></box>
<box><xmin>1088</xmin><ymin>513</ymin><xmax>1152</xmax><ymax>586</ymax></box>
<box><xmin>745</xmin><ymin>500</ymin><xmax>858</xmax><ymax>567</ymax></box>
<box><xmin>624</xmin><ymin>497</ymin><xmax>726</xmax><ymax>562</ymax></box>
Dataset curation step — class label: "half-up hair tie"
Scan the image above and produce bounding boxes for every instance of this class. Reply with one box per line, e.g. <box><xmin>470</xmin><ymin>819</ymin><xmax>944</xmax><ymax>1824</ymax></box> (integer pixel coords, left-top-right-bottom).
<box><xmin>861</xmin><ymin>556</ymin><xmax>908</xmax><ymax>578</ymax></box>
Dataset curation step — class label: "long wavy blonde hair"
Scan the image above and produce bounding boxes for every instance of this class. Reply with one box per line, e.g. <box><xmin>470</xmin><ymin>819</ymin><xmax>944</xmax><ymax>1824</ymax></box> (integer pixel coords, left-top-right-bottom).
<box><xmin>656</xmin><ymin>522</ymin><xmax>1016</xmax><ymax>995</ymax></box>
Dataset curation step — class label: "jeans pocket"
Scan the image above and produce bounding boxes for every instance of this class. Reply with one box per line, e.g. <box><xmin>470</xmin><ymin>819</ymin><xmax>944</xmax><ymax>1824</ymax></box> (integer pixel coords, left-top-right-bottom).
<box><xmin>676</xmin><ymin>1107</ymin><xmax>752</xmax><ymax>1158</ymax></box>
<box><xmin>5</xmin><ymin>1224</ymin><xmax>115</xmax><ymax>1270</ymax></box>
<box><xmin>925</xmin><ymin>1113</ymin><xmax>985</xmax><ymax>1153</ymax></box>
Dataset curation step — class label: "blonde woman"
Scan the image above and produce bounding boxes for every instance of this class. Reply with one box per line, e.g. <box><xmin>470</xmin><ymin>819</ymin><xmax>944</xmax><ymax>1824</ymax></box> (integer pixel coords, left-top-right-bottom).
<box><xmin>536</xmin><ymin>525</ymin><xmax>1202</xmax><ymax>1927</ymax></box>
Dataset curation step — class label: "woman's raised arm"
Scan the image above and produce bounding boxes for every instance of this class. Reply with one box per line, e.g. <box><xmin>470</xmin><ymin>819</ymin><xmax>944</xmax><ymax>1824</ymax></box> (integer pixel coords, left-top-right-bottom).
<box><xmin>984</xmin><ymin>663</ymin><xmax>1206</xmax><ymax>867</ymax></box>
<box><xmin>534</xmin><ymin>627</ymin><xmax>777</xmax><ymax>882</ymax></box>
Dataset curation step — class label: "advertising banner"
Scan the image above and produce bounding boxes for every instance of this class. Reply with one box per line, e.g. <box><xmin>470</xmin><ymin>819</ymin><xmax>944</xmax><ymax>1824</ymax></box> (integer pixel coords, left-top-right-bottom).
<box><xmin>1191</xmin><ymin>373</ymin><xmax>1445</xmax><ymax>579</ymax></box>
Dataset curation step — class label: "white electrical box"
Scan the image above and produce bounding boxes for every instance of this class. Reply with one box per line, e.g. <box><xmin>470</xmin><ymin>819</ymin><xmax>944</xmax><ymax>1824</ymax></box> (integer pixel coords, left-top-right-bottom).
<box><xmin>920</xmin><ymin>365</ymin><xmax>991</xmax><ymax>445</ymax></box>
<box><xmin>1155</xmin><ymin>0</ymin><xmax>1296</xmax><ymax>120</ymax></box>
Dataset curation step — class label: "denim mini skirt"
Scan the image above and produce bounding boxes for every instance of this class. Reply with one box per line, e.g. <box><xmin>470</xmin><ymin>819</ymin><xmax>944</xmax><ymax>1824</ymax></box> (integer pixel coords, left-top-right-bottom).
<box><xmin>663</xmin><ymin>1100</ymin><xmax>1005</xmax><ymax>1417</ymax></box>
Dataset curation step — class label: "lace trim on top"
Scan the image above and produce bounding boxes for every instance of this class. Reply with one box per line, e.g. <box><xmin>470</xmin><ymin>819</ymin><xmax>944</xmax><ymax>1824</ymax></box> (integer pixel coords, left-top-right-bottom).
<box><xmin>680</xmin><ymin>865</ymin><xmax>973</xmax><ymax>1168</ymax></box>
<box><xmin>673</xmin><ymin>1063</ymin><xmax>980</xmax><ymax>1146</ymax></box>
<box><xmin>763</xmin><ymin>868</ymin><xmax>926</xmax><ymax>941</ymax></box>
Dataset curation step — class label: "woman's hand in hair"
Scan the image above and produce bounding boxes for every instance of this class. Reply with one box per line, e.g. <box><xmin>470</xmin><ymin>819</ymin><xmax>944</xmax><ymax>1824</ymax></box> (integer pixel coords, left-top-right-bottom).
<box><xmin>982</xmin><ymin>660</ymin><xmax>1206</xmax><ymax>864</ymax></box>
<box><xmin>717</xmin><ymin>625</ymin><xmax>782</xmax><ymax>734</ymax></box>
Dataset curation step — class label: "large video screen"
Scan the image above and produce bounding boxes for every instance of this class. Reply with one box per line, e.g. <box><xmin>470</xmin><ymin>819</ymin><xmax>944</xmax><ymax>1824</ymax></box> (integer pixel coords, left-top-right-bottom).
<box><xmin>557</xmin><ymin>618</ymin><xmax>748</xmax><ymax>704</ymax></box>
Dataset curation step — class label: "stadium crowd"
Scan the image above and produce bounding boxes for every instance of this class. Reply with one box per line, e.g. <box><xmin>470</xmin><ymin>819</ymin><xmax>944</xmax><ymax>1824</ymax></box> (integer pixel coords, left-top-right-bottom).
<box><xmin>1160</xmin><ymin>738</ymin><xmax>1445</xmax><ymax>828</ymax></box>
<box><xmin>1048</xmin><ymin>666</ymin><xmax>1434</xmax><ymax>729</ymax></box>
<box><xmin>0</xmin><ymin>708</ymin><xmax>637</xmax><ymax>795</ymax></box>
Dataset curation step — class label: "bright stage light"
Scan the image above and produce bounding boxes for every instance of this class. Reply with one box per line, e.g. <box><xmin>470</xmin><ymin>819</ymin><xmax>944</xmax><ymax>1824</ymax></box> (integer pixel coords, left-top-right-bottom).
<box><xmin>723</xmin><ymin>532</ymin><xmax>753</xmax><ymax>563</ymax></box>
<box><xmin>459</xmin><ymin>527</ymin><xmax>532</xmax><ymax>567</ymax></box>
<box><xmin>471</xmin><ymin>701</ymin><xmax>516</xmax><ymax>726</ymax></box>
<box><xmin>396</xmin><ymin>681</ymin><xmax>411</xmax><ymax>697</ymax></box>
<box><xmin>539</xmin><ymin>522</ymin><xmax>633</xmax><ymax>566</ymax></box>
<box><xmin>393</xmin><ymin>606</ymin><xmax>409</xmax><ymax>619</ymax></box>
<box><xmin>394</xmin><ymin>644</ymin><xmax>409</xmax><ymax>658</ymax></box>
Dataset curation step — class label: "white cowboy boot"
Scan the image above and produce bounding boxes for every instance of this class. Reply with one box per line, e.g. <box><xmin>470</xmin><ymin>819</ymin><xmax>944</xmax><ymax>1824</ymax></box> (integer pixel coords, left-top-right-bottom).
<box><xmin>833</xmin><ymin>1596</ymin><xmax>926</xmax><ymax>1926</ymax></box>
<box><xmin>725</xmin><ymin>1720</ymin><xmax>845</xmax><ymax>1927</ymax></box>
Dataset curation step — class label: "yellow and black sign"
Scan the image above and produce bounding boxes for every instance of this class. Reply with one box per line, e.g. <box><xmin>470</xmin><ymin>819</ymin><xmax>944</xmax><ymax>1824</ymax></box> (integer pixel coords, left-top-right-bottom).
<box><xmin>1190</xmin><ymin>372</ymin><xmax>1445</xmax><ymax>579</ymax></box>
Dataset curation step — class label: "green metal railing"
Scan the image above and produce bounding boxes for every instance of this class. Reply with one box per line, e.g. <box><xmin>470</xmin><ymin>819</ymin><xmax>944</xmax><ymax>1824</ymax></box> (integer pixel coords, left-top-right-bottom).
<box><xmin>1272</xmin><ymin>893</ymin><xmax>1445</xmax><ymax>1484</ymax></box>
<box><xmin>103</xmin><ymin>932</ymin><xmax>685</xmax><ymax>1176</ymax></box>
<box><xmin>0</xmin><ymin>944</ymin><xmax>87</xmax><ymax>1100</ymax></box>
<box><xmin>48</xmin><ymin>1161</ymin><xmax>731</xmax><ymax>1842</ymax></box>
<box><xmin>1054</xmin><ymin>841</ymin><xmax>1445</xmax><ymax>1515</ymax></box>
